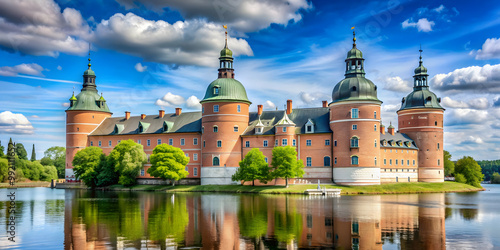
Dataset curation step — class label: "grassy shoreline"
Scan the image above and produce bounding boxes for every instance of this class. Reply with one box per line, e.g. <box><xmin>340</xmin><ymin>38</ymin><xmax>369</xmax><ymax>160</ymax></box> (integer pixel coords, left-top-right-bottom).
<box><xmin>0</xmin><ymin>181</ymin><xmax>50</xmax><ymax>188</ymax></box>
<box><xmin>100</xmin><ymin>182</ymin><xmax>484</xmax><ymax>195</ymax></box>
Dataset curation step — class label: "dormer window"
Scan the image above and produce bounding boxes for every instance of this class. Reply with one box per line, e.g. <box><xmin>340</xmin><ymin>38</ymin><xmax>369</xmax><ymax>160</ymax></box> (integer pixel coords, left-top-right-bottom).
<box><xmin>305</xmin><ymin>119</ymin><xmax>315</xmax><ymax>133</ymax></box>
<box><xmin>255</xmin><ymin>127</ymin><xmax>263</xmax><ymax>135</ymax></box>
<box><xmin>213</xmin><ymin>85</ymin><xmax>220</xmax><ymax>95</ymax></box>
<box><xmin>139</xmin><ymin>124</ymin><xmax>144</xmax><ymax>133</ymax></box>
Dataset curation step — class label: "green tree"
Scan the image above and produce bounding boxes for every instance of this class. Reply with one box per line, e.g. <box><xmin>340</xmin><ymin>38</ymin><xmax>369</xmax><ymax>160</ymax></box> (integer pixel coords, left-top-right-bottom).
<box><xmin>0</xmin><ymin>158</ymin><xmax>8</xmax><ymax>182</ymax></box>
<box><xmin>30</xmin><ymin>144</ymin><xmax>36</xmax><ymax>161</ymax></box>
<box><xmin>232</xmin><ymin>148</ymin><xmax>271</xmax><ymax>186</ymax></box>
<box><xmin>41</xmin><ymin>146</ymin><xmax>66</xmax><ymax>178</ymax></box>
<box><xmin>444</xmin><ymin>150</ymin><xmax>454</xmax><ymax>176</ymax></box>
<box><xmin>454</xmin><ymin>173</ymin><xmax>466</xmax><ymax>183</ymax></box>
<box><xmin>108</xmin><ymin>140</ymin><xmax>147</xmax><ymax>186</ymax></box>
<box><xmin>96</xmin><ymin>160</ymin><xmax>119</xmax><ymax>187</ymax></box>
<box><xmin>271</xmin><ymin>146</ymin><xmax>305</xmax><ymax>187</ymax></box>
<box><xmin>0</xmin><ymin>140</ymin><xmax>5</xmax><ymax>157</ymax></box>
<box><xmin>148</xmin><ymin>144</ymin><xmax>189</xmax><ymax>186</ymax></box>
<box><xmin>40</xmin><ymin>165</ymin><xmax>58</xmax><ymax>181</ymax></box>
<box><xmin>491</xmin><ymin>172</ymin><xmax>500</xmax><ymax>184</ymax></box>
<box><xmin>73</xmin><ymin>146</ymin><xmax>106</xmax><ymax>188</ymax></box>
<box><xmin>455</xmin><ymin>156</ymin><xmax>483</xmax><ymax>188</ymax></box>
<box><xmin>15</xmin><ymin>143</ymin><xmax>28</xmax><ymax>160</ymax></box>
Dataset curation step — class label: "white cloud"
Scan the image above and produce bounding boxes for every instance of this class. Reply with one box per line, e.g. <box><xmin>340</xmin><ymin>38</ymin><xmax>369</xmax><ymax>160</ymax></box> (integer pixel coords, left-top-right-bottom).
<box><xmin>460</xmin><ymin>136</ymin><xmax>484</xmax><ymax>144</ymax></box>
<box><xmin>186</xmin><ymin>95</ymin><xmax>201</xmax><ymax>109</ymax></box>
<box><xmin>0</xmin><ymin>63</ymin><xmax>44</xmax><ymax>77</ymax></box>
<box><xmin>475</xmin><ymin>38</ymin><xmax>500</xmax><ymax>60</ymax></box>
<box><xmin>135</xmin><ymin>62</ymin><xmax>147</xmax><ymax>72</ymax></box>
<box><xmin>382</xmin><ymin>104</ymin><xmax>399</xmax><ymax>112</ymax></box>
<box><xmin>0</xmin><ymin>111</ymin><xmax>35</xmax><ymax>134</ymax></box>
<box><xmin>431</xmin><ymin>64</ymin><xmax>500</xmax><ymax>93</ymax></box>
<box><xmin>61</xmin><ymin>103</ymin><xmax>70</xmax><ymax>107</ymax></box>
<box><xmin>441</xmin><ymin>97</ymin><xmax>468</xmax><ymax>108</ymax></box>
<box><xmin>57</xmin><ymin>65</ymin><xmax>62</xmax><ymax>70</ymax></box>
<box><xmin>155</xmin><ymin>92</ymin><xmax>185</xmax><ymax>107</ymax></box>
<box><xmin>446</xmin><ymin>109</ymin><xmax>489</xmax><ymax>126</ymax></box>
<box><xmin>0</xmin><ymin>0</ymin><xmax>91</xmax><ymax>57</ymax></box>
<box><xmin>299</xmin><ymin>91</ymin><xmax>329</xmax><ymax>105</ymax></box>
<box><xmin>433</xmin><ymin>5</ymin><xmax>445</xmax><ymax>13</ymax></box>
<box><xmin>94</xmin><ymin>13</ymin><xmax>253</xmax><ymax>67</ymax></box>
<box><xmin>114</xmin><ymin>0</ymin><xmax>312</xmax><ymax>33</ymax></box>
<box><xmin>442</xmin><ymin>97</ymin><xmax>489</xmax><ymax>110</ymax></box>
<box><xmin>401</xmin><ymin>18</ymin><xmax>435</xmax><ymax>32</ymax></box>
<box><xmin>263</xmin><ymin>100</ymin><xmax>276</xmax><ymax>110</ymax></box>
<box><xmin>382</xmin><ymin>76</ymin><xmax>412</xmax><ymax>92</ymax></box>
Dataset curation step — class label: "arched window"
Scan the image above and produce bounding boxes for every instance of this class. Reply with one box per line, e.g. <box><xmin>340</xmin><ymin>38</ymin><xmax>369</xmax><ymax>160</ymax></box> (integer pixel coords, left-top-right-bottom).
<box><xmin>374</xmin><ymin>157</ymin><xmax>377</xmax><ymax>166</ymax></box>
<box><xmin>350</xmin><ymin>137</ymin><xmax>359</xmax><ymax>148</ymax></box>
<box><xmin>374</xmin><ymin>124</ymin><xmax>377</xmax><ymax>131</ymax></box>
<box><xmin>324</xmin><ymin>156</ymin><xmax>331</xmax><ymax>167</ymax></box>
<box><xmin>351</xmin><ymin>156</ymin><xmax>358</xmax><ymax>165</ymax></box>
<box><xmin>374</xmin><ymin>139</ymin><xmax>377</xmax><ymax>147</ymax></box>
<box><xmin>213</xmin><ymin>157</ymin><xmax>220</xmax><ymax>166</ymax></box>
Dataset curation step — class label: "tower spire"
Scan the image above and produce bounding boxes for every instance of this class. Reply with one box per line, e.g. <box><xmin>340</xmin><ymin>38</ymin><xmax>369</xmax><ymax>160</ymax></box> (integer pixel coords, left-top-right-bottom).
<box><xmin>352</xmin><ymin>26</ymin><xmax>356</xmax><ymax>48</ymax></box>
<box><xmin>88</xmin><ymin>43</ymin><xmax>91</xmax><ymax>69</ymax></box>
<box><xmin>223</xmin><ymin>25</ymin><xmax>228</xmax><ymax>48</ymax></box>
<box><xmin>419</xmin><ymin>44</ymin><xmax>423</xmax><ymax>65</ymax></box>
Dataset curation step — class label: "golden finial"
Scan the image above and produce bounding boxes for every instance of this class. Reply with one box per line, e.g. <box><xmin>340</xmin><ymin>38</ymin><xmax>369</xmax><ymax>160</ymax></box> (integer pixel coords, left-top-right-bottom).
<box><xmin>223</xmin><ymin>25</ymin><xmax>228</xmax><ymax>47</ymax></box>
<box><xmin>351</xmin><ymin>26</ymin><xmax>356</xmax><ymax>48</ymax></box>
<box><xmin>88</xmin><ymin>43</ymin><xmax>92</xmax><ymax>68</ymax></box>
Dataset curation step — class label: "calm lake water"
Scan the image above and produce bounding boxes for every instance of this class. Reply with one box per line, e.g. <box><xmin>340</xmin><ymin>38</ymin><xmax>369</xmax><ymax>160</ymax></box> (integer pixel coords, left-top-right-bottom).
<box><xmin>0</xmin><ymin>185</ymin><xmax>499</xmax><ymax>249</ymax></box>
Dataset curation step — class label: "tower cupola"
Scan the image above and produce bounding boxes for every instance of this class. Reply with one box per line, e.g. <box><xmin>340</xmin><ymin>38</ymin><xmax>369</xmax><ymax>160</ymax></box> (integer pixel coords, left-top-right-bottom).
<box><xmin>82</xmin><ymin>52</ymin><xmax>97</xmax><ymax>92</ymax></box>
<box><xmin>399</xmin><ymin>48</ymin><xmax>443</xmax><ymax>111</ymax></box>
<box><xmin>331</xmin><ymin>30</ymin><xmax>380</xmax><ymax>104</ymax></box>
<box><xmin>218</xmin><ymin>27</ymin><xmax>234</xmax><ymax>79</ymax></box>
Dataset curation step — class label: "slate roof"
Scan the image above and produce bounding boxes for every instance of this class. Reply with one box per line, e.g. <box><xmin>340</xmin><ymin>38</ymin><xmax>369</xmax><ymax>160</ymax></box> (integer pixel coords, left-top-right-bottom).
<box><xmin>380</xmin><ymin>132</ymin><xmax>418</xmax><ymax>149</ymax></box>
<box><xmin>90</xmin><ymin>107</ymin><xmax>332</xmax><ymax>137</ymax></box>
<box><xmin>89</xmin><ymin>112</ymin><xmax>202</xmax><ymax>136</ymax></box>
<box><xmin>242</xmin><ymin>107</ymin><xmax>332</xmax><ymax>136</ymax></box>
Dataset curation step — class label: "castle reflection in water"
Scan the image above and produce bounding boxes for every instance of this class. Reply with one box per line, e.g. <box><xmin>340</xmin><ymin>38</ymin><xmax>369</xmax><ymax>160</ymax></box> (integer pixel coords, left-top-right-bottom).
<box><xmin>64</xmin><ymin>191</ymin><xmax>445</xmax><ymax>249</ymax></box>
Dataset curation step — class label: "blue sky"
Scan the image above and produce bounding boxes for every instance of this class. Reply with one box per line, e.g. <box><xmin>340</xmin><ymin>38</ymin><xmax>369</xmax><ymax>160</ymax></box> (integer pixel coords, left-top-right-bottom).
<box><xmin>1</xmin><ymin>0</ymin><xmax>500</xmax><ymax>160</ymax></box>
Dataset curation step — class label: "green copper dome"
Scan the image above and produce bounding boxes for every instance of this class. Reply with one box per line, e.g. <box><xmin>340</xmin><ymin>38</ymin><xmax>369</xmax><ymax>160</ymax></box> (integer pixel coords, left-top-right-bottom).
<box><xmin>332</xmin><ymin>77</ymin><xmax>381</xmax><ymax>103</ymax></box>
<box><xmin>220</xmin><ymin>46</ymin><xmax>233</xmax><ymax>58</ymax></box>
<box><xmin>200</xmin><ymin>78</ymin><xmax>251</xmax><ymax>104</ymax></box>
<box><xmin>347</xmin><ymin>47</ymin><xmax>363</xmax><ymax>59</ymax></box>
<box><xmin>399</xmin><ymin>88</ymin><xmax>443</xmax><ymax>111</ymax></box>
<box><xmin>67</xmin><ymin>90</ymin><xmax>111</xmax><ymax>113</ymax></box>
<box><xmin>414</xmin><ymin>64</ymin><xmax>427</xmax><ymax>75</ymax></box>
<box><xmin>83</xmin><ymin>68</ymin><xmax>95</xmax><ymax>76</ymax></box>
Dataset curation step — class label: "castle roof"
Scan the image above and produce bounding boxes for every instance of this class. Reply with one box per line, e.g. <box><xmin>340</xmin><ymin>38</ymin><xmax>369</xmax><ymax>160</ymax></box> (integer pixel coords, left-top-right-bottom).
<box><xmin>88</xmin><ymin>107</ymin><xmax>332</xmax><ymax>136</ymax></box>
<box><xmin>380</xmin><ymin>132</ymin><xmax>418</xmax><ymax>149</ymax></box>
<box><xmin>242</xmin><ymin>107</ymin><xmax>331</xmax><ymax>136</ymax></box>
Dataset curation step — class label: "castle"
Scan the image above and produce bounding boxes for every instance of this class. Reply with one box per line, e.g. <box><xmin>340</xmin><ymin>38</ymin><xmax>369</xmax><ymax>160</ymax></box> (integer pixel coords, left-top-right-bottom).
<box><xmin>65</xmin><ymin>33</ymin><xmax>445</xmax><ymax>185</ymax></box>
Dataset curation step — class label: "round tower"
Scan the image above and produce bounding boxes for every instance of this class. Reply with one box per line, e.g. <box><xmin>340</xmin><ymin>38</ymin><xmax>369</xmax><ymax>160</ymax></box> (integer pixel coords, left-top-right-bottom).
<box><xmin>199</xmin><ymin>34</ymin><xmax>251</xmax><ymax>185</ymax></box>
<box><xmin>65</xmin><ymin>55</ymin><xmax>112</xmax><ymax>180</ymax></box>
<box><xmin>329</xmin><ymin>31</ymin><xmax>382</xmax><ymax>185</ymax></box>
<box><xmin>397</xmin><ymin>49</ymin><xmax>444</xmax><ymax>182</ymax></box>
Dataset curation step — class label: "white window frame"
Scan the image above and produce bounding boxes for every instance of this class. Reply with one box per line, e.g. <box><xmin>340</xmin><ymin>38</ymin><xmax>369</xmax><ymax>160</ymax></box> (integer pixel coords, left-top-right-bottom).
<box><xmin>180</xmin><ymin>138</ymin><xmax>185</xmax><ymax>146</ymax></box>
<box><xmin>282</xmin><ymin>139</ymin><xmax>288</xmax><ymax>146</ymax></box>
<box><xmin>193</xmin><ymin>138</ymin><xmax>198</xmax><ymax>145</ymax></box>
<box><xmin>351</xmin><ymin>108</ymin><xmax>359</xmax><ymax>118</ymax></box>
<box><xmin>263</xmin><ymin>140</ymin><xmax>268</xmax><ymax>147</ymax></box>
<box><xmin>213</xmin><ymin>105</ymin><xmax>219</xmax><ymax>112</ymax></box>
<box><xmin>306</xmin><ymin>140</ymin><xmax>312</xmax><ymax>146</ymax></box>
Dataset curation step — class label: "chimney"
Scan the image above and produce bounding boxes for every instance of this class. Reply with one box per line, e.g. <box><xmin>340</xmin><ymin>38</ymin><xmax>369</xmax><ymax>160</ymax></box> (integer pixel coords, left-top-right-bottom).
<box><xmin>388</xmin><ymin>125</ymin><xmax>395</xmax><ymax>135</ymax></box>
<box><xmin>286</xmin><ymin>99</ymin><xmax>292</xmax><ymax>115</ymax></box>
<box><xmin>322</xmin><ymin>100</ymin><xmax>328</xmax><ymax>108</ymax></box>
<box><xmin>159</xmin><ymin>110</ymin><xmax>165</xmax><ymax>118</ymax></box>
<box><xmin>141</xmin><ymin>114</ymin><xmax>146</xmax><ymax>120</ymax></box>
<box><xmin>380</xmin><ymin>124</ymin><xmax>385</xmax><ymax>134</ymax></box>
<box><xmin>257</xmin><ymin>105</ymin><xmax>263</xmax><ymax>116</ymax></box>
<box><xmin>125</xmin><ymin>111</ymin><xmax>130</xmax><ymax>120</ymax></box>
<box><xmin>175</xmin><ymin>108</ymin><xmax>182</xmax><ymax>116</ymax></box>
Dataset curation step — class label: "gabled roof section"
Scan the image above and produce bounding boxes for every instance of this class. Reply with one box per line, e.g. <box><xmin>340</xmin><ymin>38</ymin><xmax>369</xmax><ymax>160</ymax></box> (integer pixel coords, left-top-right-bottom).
<box><xmin>276</xmin><ymin>112</ymin><xmax>295</xmax><ymax>126</ymax></box>
<box><xmin>380</xmin><ymin>132</ymin><xmax>418</xmax><ymax>149</ymax></box>
<box><xmin>138</xmin><ymin>121</ymin><xmax>150</xmax><ymax>133</ymax></box>
<box><xmin>242</xmin><ymin>107</ymin><xmax>332</xmax><ymax>136</ymax></box>
<box><xmin>90</xmin><ymin>111</ymin><xmax>201</xmax><ymax>136</ymax></box>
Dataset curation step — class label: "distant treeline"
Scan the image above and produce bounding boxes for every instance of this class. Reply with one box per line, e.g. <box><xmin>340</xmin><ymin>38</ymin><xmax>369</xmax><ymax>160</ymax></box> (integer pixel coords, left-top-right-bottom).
<box><xmin>477</xmin><ymin>160</ymin><xmax>500</xmax><ymax>181</ymax></box>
